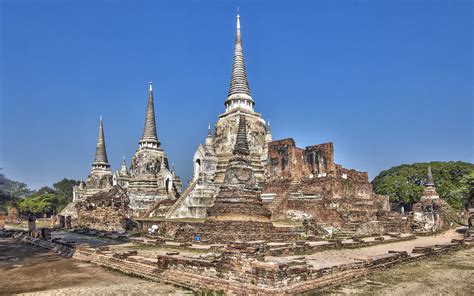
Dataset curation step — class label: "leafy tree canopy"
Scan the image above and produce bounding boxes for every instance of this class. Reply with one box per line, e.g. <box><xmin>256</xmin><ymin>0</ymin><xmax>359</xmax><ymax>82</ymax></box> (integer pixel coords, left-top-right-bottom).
<box><xmin>18</xmin><ymin>193</ymin><xmax>60</xmax><ymax>215</ymax></box>
<box><xmin>0</xmin><ymin>173</ymin><xmax>32</xmax><ymax>212</ymax></box>
<box><xmin>372</xmin><ymin>161</ymin><xmax>474</xmax><ymax>210</ymax></box>
<box><xmin>5</xmin><ymin>177</ymin><xmax>80</xmax><ymax>216</ymax></box>
<box><xmin>53</xmin><ymin>178</ymin><xmax>80</xmax><ymax>199</ymax></box>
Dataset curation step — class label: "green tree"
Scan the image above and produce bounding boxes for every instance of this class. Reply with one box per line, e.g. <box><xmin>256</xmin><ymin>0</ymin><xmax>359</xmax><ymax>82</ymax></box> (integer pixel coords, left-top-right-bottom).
<box><xmin>1</xmin><ymin>176</ymin><xmax>79</xmax><ymax>216</ymax></box>
<box><xmin>53</xmin><ymin>179</ymin><xmax>78</xmax><ymax>197</ymax></box>
<box><xmin>53</xmin><ymin>178</ymin><xmax>79</xmax><ymax>212</ymax></box>
<box><xmin>0</xmin><ymin>173</ymin><xmax>32</xmax><ymax>212</ymax></box>
<box><xmin>372</xmin><ymin>161</ymin><xmax>474</xmax><ymax>209</ymax></box>
<box><xmin>18</xmin><ymin>193</ymin><xmax>61</xmax><ymax>216</ymax></box>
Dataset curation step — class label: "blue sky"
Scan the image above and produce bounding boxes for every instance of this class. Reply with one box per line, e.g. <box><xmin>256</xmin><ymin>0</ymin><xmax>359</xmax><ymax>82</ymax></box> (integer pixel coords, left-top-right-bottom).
<box><xmin>1</xmin><ymin>0</ymin><xmax>472</xmax><ymax>189</ymax></box>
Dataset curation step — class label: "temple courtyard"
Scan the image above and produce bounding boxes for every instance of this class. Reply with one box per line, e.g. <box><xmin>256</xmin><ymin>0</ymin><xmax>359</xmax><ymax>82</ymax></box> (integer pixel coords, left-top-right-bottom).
<box><xmin>1</xmin><ymin>5</ymin><xmax>472</xmax><ymax>295</ymax></box>
<box><xmin>1</xmin><ymin>227</ymin><xmax>472</xmax><ymax>295</ymax></box>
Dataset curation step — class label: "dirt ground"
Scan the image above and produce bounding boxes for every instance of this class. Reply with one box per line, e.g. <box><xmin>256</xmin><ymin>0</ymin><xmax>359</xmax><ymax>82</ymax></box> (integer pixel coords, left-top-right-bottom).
<box><xmin>313</xmin><ymin>247</ymin><xmax>474</xmax><ymax>296</ymax></box>
<box><xmin>1</xmin><ymin>229</ymin><xmax>472</xmax><ymax>295</ymax></box>
<box><xmin>266</xmin><ymin>229</ymin><xmax>466</xmax><ymax>270</ymax></box>
<box><xmin>0</xmin><ymin>238</ymin><xmax>191</xmax><ymax>295</ymax></box>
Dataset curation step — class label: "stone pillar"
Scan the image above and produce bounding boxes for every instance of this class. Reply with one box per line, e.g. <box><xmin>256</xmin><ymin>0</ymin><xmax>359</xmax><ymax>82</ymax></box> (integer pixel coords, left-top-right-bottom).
<box><xmin>28</xmin><ymin>216</ymin><xmax>36</xmax><ymax>235</ymax></box>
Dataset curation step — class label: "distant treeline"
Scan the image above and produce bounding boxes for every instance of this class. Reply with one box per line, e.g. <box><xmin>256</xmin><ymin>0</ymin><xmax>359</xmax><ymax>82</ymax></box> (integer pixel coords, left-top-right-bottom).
<box><xmin>371</xmin><ymin>161</ymin><xmax>474</xmax><ymax>210</ymax></box>
<box><xmin>0</xmin><ymin>174</ymin><xmax>79</xmax><ymax>216</ymax></box>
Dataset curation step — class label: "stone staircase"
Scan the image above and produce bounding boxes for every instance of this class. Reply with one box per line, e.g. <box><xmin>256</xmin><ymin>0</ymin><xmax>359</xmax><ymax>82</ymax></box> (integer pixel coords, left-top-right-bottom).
<box><xmin>266</xmin><ymin>182</ymin><xmax>302</xmax><ymax>216</ymax></box>
<box><xmin>165</xmin><ymin>179</ymin><xmax>197</xmax><ymax>219</ymax></box>
<box><xmin>337</xmin><ymin>222</ymin><xmax>359</xmax><ymax>238</ymax></box>
<box><xmin>266</xmin><ymin>194</ymin><xmax>287</xmax><ymax>213</ymax></box>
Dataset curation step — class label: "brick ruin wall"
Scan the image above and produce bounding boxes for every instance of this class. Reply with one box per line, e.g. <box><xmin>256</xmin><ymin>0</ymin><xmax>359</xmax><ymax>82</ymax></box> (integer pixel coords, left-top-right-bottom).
<box><xmin>75</xmin><ymin>187</ymin><xmax>131</xmax><ymax>232</ymax></box>
<box><xmin>138</xmin><ymin>219</ymin><xmax>300</xmax><ymax>243</ymax></box>
<box><xmin>76</xmin><ymin>206</ymin><xmax>128</xmax><ymax>232</ymax></box>
<box><xmin>264</xmin><ymin>139</ymin><xmax>391</xmax><ymax>227</ymax></box>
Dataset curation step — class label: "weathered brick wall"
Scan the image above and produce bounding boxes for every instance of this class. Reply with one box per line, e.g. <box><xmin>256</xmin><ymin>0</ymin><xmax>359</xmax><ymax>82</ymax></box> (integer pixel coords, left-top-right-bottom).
<box><xmin>75</xmin><ymin>186</ymin><xmax>130</xmax><ymax>232</ymax></box>
<box><xmin>156</xmin><ymin>241</ymin><xmax>312</xmax><ymax>288</ymax></box>
<box><xmin>304</xmin><ymin>142</ymin><xmax>336</xmax><ymax>176</ymax></box>
<box><xmin>267</xmin><ymin>139</ymin><xmax>336</xmax><ymax>180</ymax></box>
<box><xmin>264</xmin><ymin>138</ymin><xmax>390</xmax><ymax>227</ymax></box>
<box><xmin>286</xmin><ymin>198</ymin><xmax>344</xmax><ymax>226</ymax></box>
<box><xmin>138</xmin><ymin>219</ymin><xmax>299</xmax><ymax>243</ymax></box>
<box><xmin>139</xmin><ymin>219</ymin><xmax>204</xmax><ymax>241</ymax></box>
<box><xmin>77</xmin><ymin>206</ymin><xmax>128</xmax><ymax>232</ymax></box>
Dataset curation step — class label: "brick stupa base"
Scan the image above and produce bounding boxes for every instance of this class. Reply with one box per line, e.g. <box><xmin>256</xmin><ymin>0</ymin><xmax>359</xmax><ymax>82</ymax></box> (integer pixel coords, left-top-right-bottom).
<box><xmin>204</xmin><ymin>115</ymin><xmax>297</xmax><ymax>243</ymax></box>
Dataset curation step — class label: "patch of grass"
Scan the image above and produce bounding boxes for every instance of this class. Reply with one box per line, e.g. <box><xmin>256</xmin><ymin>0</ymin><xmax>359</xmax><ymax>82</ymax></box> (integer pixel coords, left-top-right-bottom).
<box><xmin>5</xmin><ymin>220</ymin><xmax>52</xmax><ymax>230</ymax></box>
<box><xmin>316</xmin><ymin>248</ymin><xmax>474</xmax><ymax>295</ymax></box>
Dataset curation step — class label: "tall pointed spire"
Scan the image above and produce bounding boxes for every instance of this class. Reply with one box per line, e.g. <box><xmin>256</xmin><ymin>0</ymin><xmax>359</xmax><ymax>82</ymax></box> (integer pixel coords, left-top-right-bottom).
<box><xmin>225</xmin><ymin>11</ymin><xmax>254</xmax><ymax>112</ymax></box>
<box><xmin>139</xmin><ymin>81</ymin><xmax>160</xmax><ymax>148</ymax></box>
<box><xmin>265</xmin><ymin>119</ymin><xmax>273</xmax><ymax>143</ymax></box>
<box><xmin>120</xmin><ymin>156</ymin><xmax>127</xmax><ymax>174</ymax></box>
<box><xmin>426</xmin><ymin>165</ymin><xmax>434</xmax><ymax>186</ymax></box>
<box><xmin>207</xmin><ymin>123</ymin><xmax>212</xmax><ymax>137</ymax></box>
<box><xmin>93</xmin><ymin>115</ymin><xmax>110</xmax><ymax>168</ymax></box>
<box><xmin>233</xmin><ymin>115</ymin><xmax>250</xmax><ymax>156</ymax></box>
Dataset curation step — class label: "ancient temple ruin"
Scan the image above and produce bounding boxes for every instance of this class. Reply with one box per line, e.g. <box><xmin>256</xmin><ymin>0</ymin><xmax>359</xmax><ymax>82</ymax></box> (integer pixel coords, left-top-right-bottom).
<box><xmin>167</xmin><ymin>13</ymin><xmax>271</xmax><ymax>219</ymax></box>
<box><xmin>166</xmin><ymin>14</ymin><xmax>390</xmax><ymax>234</ymax></box>
<box><xmin>73</xmin><ymin>116</ymin><xmax>113</xmax><ymax>201</ymax></box>
<box><xmin>203</xmin><ymin>115</ymin><xmax>288</xmax><ymax>242</ymax></box>
<box><xmin>262</xmin><ymin>139</ymin><xmax>391</xmax><ymax>235</ymax></box>
<box><xmin>12</xmin><ymin>11</ymin><xmax>470</xmax><ymax>296</ymax></box>
<box><xmin>66</xmin><ymin>13</ymin><xmax>448</xmax><ymax>238</ymax></box>
<box><xmin>75</xmin><ymin>186</ymin><xmax>130</xmax><ymax>232</ymax></box>
<box><xmin>118</xmin><ymin>82</ymin><xmax>182</xmax><ymax>212</ymax></box>
<box><xmin>68</xmin><ymin>82</ymin><xmax>182</xmax><ymax>219</ymax></box>
<box><xmin>60</xmin><ymin>117</ymin><xmax>114</xmax><ymax>225</ymax></box>
<box><xmin>207</xmin><ymin>115</ymin><xmax>272</xmax><ymax>222</ymax></box>
<box><xmin>420</xmin><ymin>165</ymin><xmax>440</xmax><ymax>201</ymax></box>
<box><xmin>412</xmin><ymin>166</ymin><xmax>454</xmax><ymax>233</ymax></box>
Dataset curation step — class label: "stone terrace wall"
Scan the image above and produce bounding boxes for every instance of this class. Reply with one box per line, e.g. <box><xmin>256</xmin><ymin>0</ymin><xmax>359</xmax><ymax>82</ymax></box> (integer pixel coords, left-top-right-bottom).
<box><xmin>137</xmin><ymin>219</ymin><xmax>300</xmax><ymax>243</ymax></box>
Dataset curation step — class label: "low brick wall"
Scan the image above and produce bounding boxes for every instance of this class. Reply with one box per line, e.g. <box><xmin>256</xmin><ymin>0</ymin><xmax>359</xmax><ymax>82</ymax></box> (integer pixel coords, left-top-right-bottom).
<box><xmin>71</xmin><ymin>236</ymin><xmax>471</xmax><ymax>294</ymax></box>
<box><xmin>137</xmin><ymin>218</ymin><xmax>300</xmax><ymax>243</ymax></box>
<box><xmin>73</xmin><ymin>246</ymin><xmax>161</xmax><ymax>281</ymax></box>
<box><xmin>266</xmin><ymin>234</ymin><xmax>416</xmax><ymax>256</ymax></box>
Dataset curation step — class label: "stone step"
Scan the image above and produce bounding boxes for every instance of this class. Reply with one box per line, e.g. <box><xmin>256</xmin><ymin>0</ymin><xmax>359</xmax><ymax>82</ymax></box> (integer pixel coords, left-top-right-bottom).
<box><xmin>266</xmin><ymin>194</ymin><xmax>286</xmax><ymax>212</ymax></box>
